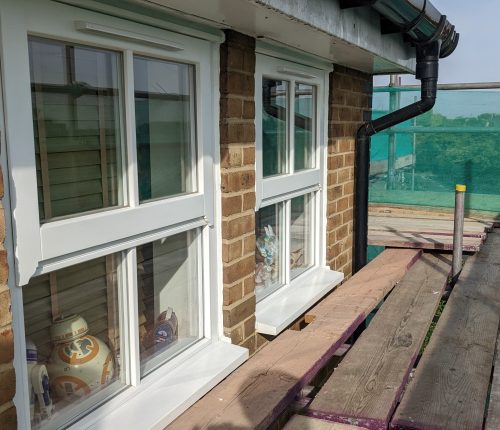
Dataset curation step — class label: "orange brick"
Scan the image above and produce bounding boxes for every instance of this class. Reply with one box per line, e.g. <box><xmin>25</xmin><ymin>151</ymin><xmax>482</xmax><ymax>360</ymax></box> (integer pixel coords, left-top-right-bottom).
<box><xmin>227</xmin><ymin>45</ymin><xmax>245</xmax><ymax>70</ymax></box>
<box><xmin>243</xmin><ymin>315</ymin><xmax>256</xmax><ymax>338</ymax></box>
<box><xmin>0</xmin><ymin>326</ymin><xmax>13</xmax><ymax>364</ymax></box>
<box><xmin>223</xmin><ymin>294</ymin><xmax>256</xmax><ymax>328</ymax></box>
<box><xmin>243</xmin><ymin>275</ymin><xmax>255</xmax><ymax>296</ymax></box>
<box><xmin>221</xmin><ymin>97</ymin><xmax>243</xmax><ymax>119</ymax></box>
<box><xmin>223</xmin><ymin>283</ymin><xmax>243</xmax><ymax>306</ymax></box>
<box><xmin>223</xmin><ymin>254</ymin><xmax>255</xmax><ymax>284</ymax></box>
<box><xmin>337</xmin><ymin>197</ymin><xmax>349</xmax><ymax>212</ymax></box>
<box><xmin>222</xmin><ymin>239</ymin><xmax>242</xmax><ymax>263</ymax></box>
<box><xmin>221</xmin><ymin>213</ymin><xmax>255</xmax><ymax>239</ymax></box>
<box><xmin>344</xmin><ymin>152</ymin><xmax>355</xmax><ymax>166</ymax></box>
<box><xmin>242</xmin><ymin>146</ymin><xmax>255</xmax><ymax>165</ymax></box>
<box><xmin>0</xmin><ymin>251</ymin><xmax>7</xmax><ymax>287</ymax></box>
<box><xmin>221</xmin><ymin>195</ymin><xmax>242</xmax><ymax>217</ymax></box>
<box><xmin>0</xmin><ymin>366</ymin><xmax>15</xmax><ymax>405</ymax></box>
<box><xmin>220</xmin><ymin>170</ymin><xmax>255</xmax><ymax>193</ymax></box>
<box><xmin>336</xmin><ymin>225</ymin><xmax>349</xmax><ymax>241</ymax></box>
<box><xmin>344</xmin><ymin>181</ymin><xmax>354</xmax><ymax>195</ymax></box>
<box><xmin>243</xmin><ymin>100</ymin><xmax>255</xmax><ymax>119</ymax></box>
<box><xmin>243</xmin><ymin>235</ymin><xmax>256</xmax><ymax>255</ymax></box>
<box><xmin>342</xmin><ymin>209</ymin><xmax>353</xmax><ymax>224</ymax></box>
<box><xmin>337</xmin><ymin>168</ymin><xmax>351</xmax><ymax>183</ymax></box>
<box><xmin>0</xmin><ymin>291</ymin><xmax>11</xmax><ymax>328</ymax></box>
<box><xmin>0</xmin><ymin>404</ymin><xmax>16</xmax><ymax>430</ymax></box>
<box><xmin>242</xmin><ymin>192</ymin><xmax>256</xmax><ymax>211</ymax></box>
<box><xmin>328</xmin><ymin>154</ymin><xmax>344</xmax><ymax>170</ymax></box>
<box><xmin>256</xmin><ymin>333</ymin><xmax>269</xmax><ymax>351</ymax></box>
<box><xmin>240</xmin><ymin>333</ymin><xmax>256</xmax><ymax>355</ymax></box>
<box><xmin>220</xmin><ymin>146</ymin><xmax>242</xmax><ymax>168</ymax></box>
<box><xmin>224</xmin><ymin>324</ymin><xmax>244</xmax><ymax>344</ymax></box>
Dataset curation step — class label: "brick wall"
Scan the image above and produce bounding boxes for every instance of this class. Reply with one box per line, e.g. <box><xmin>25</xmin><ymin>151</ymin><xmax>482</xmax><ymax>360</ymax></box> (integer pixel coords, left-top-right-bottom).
<box><xmin>220</xmin><ymin>30</ymin><xmax>262</xmax><ymax>355</ymax></box>
<box><xmin>327</xmin><ymin>65</ymin><xmax>373</xmax><ymax>277</ymax></box>
<box><xmin>0</xmin><ymin>171</ymin><xmax>15</xmax><ymax>430</ymax></box>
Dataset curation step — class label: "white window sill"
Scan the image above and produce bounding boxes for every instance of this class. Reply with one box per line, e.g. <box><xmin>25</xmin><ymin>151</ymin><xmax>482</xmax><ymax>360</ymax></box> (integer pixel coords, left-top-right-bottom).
<box><xmin>72</xmin><ymin>340</ymin><xmax>248</xmax><ymax>430</ymax></box>
<box><xmin>255</xmin><ymin>267</ymin><xmax>344</xmax><ymax>336</ymax></box>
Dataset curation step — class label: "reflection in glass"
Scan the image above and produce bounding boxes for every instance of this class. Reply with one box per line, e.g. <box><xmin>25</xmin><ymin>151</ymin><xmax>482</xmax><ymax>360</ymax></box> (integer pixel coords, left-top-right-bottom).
<box><xmin>294</xmin><ymin>83</ymin><xmax>315</xmax><ymax>171</ymax></box>
<box><xmin>290</xmin><ymin>194</ymin><xmax>314</xmax><ymax>279</ymax></box>
<box><xmin>28</xmin><ymin>37</ymin><xmax>124</xmax><ymax>221</ymax></box>
<box><xmin>262</xmin><ymin>79</ymin><xmax>288</xmax><ymax>176</ymax></box>
<box><xmin>134</xmin><ymin>56</ymin><xmax>196</xmax><ymax>202</ymax></box>
<box><xmin>23</xmin><ymin>255</ymin><xmax>123</xmax><ymax>428</ymax></box>
<box><xmin>136</xmin><ymin>231</ymin><xmax>200</xmax><ymax>375</ymax></box>
<box><xmin>255</xmin><ymin>204</ymin><xmax>283</xmax><ymax>300</ymax></box>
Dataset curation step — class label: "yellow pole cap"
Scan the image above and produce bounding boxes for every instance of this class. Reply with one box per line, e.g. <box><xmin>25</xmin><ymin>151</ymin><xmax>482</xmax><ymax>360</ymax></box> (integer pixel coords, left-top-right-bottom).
<box><xmin>456</xmin><ymin>184</ymin><xmax>466</xmax><ymax>192</ymax></box>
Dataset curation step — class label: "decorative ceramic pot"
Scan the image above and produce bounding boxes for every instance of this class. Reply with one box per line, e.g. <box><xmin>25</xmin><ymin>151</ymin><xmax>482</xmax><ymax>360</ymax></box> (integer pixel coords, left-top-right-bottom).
<box><xmin>47</xmin><ymin>315</ymin><xmax>114</xmax><ymax>399</ymax></box>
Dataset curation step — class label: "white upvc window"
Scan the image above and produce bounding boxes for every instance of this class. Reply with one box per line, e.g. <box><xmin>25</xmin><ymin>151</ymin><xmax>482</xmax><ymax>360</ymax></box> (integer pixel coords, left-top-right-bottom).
<box><xmin>0</xmin><ymin>1</ymin><xmax>246</xmax><ymax>429</ymax></box>
<box><xmin>254</xmin><ymin>50</ymin><xmax>343</xmax><ymax>335</ymax></box>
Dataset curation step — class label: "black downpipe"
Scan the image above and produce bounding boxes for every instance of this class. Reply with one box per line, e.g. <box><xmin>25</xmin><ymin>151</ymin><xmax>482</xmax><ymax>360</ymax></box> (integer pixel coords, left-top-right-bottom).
<box><xmin>353</xmin><ymin>40</ymin><xmax>441</xmax><ymax>273</ymax></box>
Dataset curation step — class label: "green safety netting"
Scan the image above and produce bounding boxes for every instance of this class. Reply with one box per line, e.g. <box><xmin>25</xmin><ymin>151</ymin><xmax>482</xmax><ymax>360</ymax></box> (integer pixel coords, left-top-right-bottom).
<box><xmin>370</xmin><ymin>87</ymin><xmax>500</xmax><ymax>216</ymax></box>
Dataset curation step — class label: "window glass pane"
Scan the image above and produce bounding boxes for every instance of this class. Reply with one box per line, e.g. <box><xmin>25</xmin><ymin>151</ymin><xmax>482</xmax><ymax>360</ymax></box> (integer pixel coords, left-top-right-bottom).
<box><xmin>134</xmin><ymin>56</ymin><xmax>196</xmax><ymax>202</ymax></box>
<box><xmin>255</xmin><ymin>204</ymin><xmax>284</xmax><ymax>300</ymax></box>
<box><xmin>294</xmin><ymin>83</ymin><xmax>315</xmax><ymax>171</ymax></box>
<box><xmin>23</xmin><ymin>254</ymin><xmax>123</xmax><ymax>428</ymax></box>
<box><xmin>290</xmin><ymin>193</ymin><xmax>314</xmax><ymax>279</ymax></box>
<box><xmin>262</xmin><ymin>79</ymin><xmax>288</xmax><ymax>176</ymax></box>
<box><xmin>137</xmin><ymin>230</ymin><xmax>201</xmax><ymax>376</ymax></box>
<box><xmin>28</xmin><ymin>37</ymin><xmax>124</xmax><ymax>222</ymax></box>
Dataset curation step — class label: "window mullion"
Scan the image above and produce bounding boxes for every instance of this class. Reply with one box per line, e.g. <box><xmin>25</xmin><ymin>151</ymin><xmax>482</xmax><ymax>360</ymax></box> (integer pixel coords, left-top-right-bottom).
<box><xmin>125</xmin><ymin>247</ymin><xmax>141</xmax><ymax>386</ymax></box>
<box><xmin>283</xmin><ymin>200</ymin><xmax>291</xmax><ymax>285</ymax></box>
<box><xmin>10</xmin><ymin>287</ymin><xmax>32</xmax><ymax>430</ymax></box>
<box><xmin>289</xmin><ymin>79</ymin><xmax>296</xmax><ymax>175</ymax></box>
<box><xmin>123</xmin><ymin>50</ymin><xmax>139</xmax><ymax>207</ymax></box>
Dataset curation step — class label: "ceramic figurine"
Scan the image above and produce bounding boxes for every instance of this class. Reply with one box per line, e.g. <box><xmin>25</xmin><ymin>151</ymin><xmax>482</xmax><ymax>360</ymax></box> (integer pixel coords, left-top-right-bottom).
<box><xmin>47</xmin><ymin>314</ymin><xmax>114</xmax><ymax>399</ymax></box>
<box><xmin>256</xmin><ymin>225</ymin><xmax>278</xmax><ymax>287</ymax></box>
<box><xmin>26</xmin><ymin>338</ymin><xmax>53</xmax><ymax>424</ymax></box>
<box><xmin>142</xmin><ymin>307</ymin><xmax>178</xmax><ymax>352</ymax></box>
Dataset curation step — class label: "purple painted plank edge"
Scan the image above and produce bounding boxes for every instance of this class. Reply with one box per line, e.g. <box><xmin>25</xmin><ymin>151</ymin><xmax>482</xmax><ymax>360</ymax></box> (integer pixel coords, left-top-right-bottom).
<box><xmin>262</xmin><ymin>249</ymin><xmax>423</xmax><ymax>429</ymax></box>
<box><xmin>267</xmin><ymin>313</ymin><xmax>366</xmax><ymax>427</ymax></box>
<box><xmin>305</xmin><ymin>409</ymin><xmax>387</xmax><ymax>430</ymax></box>
<box><xmin>378</xmin><ymin>241</ymin><xmax>481</xmax><ymax>252</ymax></box>
<box><xmin>305</xmin><ymin>256</ymin><xmax>449</xmax><ymax>430</ymax></box>
<box><xmin>406</xmin><ymin>249</ymin><xmax>423</xmax><ymax>270</ymax></box>
<box><xmin>390</xmin><ymin>417</ymin><xmax>483</xmax><ymax>430</ymax></box>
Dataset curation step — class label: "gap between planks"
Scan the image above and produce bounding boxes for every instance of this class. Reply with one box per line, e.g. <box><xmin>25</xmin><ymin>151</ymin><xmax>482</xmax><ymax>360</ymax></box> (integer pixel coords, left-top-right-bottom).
<box><xmin>307</xmin><ymin>253</ymin><xmax>451</xmax><ymax>430</ymax></box>
<box><xmin>391</xmin><ymin>232</ymin><xmax>500</xmax><ymax>430</ymax></box>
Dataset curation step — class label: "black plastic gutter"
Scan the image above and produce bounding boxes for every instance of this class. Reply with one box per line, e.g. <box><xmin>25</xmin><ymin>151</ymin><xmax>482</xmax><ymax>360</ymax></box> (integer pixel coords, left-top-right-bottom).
<box><xmin>341</xmin><ymin>0</ymin><xmax>460</xmax><ymax>273</ymax></box>
<box><xmin>340</xmin><ymin>0</ymin><xmax>459</xmax><ymax>59</ymax></box>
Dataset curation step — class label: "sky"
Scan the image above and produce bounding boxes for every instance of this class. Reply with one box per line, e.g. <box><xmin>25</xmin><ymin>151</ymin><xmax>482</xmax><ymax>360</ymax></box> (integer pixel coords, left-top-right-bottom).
<box><xmin>373</xmin><ymin>0</ymin><xmax>500</xmax><ymax>86</ymax></box>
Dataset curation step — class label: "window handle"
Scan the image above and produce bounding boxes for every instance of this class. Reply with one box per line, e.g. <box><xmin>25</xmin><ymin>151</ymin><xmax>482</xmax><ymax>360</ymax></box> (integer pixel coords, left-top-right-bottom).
<box><xmin>75</xmin><ymin>21</ymin><xmax>184</xmax><ymax>51</ymax></box>
<box><xmin>277</xmin><ymin>66</ymin><xmax>317</xmax><ymax>79</ymax></box>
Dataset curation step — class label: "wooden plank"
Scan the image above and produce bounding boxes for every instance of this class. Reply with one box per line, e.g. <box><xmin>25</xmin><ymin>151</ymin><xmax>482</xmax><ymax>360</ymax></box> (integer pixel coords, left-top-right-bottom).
<box><xmin>369</xmin><ymin>204</ymin><xmax>497</xmax><ymax>226</ymax></box>
<box><xmin>486</xmin><ymin>332</ymin><xmax>500</xmax><ymax>430</ymax></box>
<box><xmin>368</xmin><ymin>231</ymin><xmax>483</xmax><ymax>252</ymax></box>
<box><xmin>284</xmin><ymin>415</ymin><xmax>365</xmax><ymax>430</ymax></box>
<box><xmin>167</xmin><ymin>249</ymin><xmax>421</xmax><ymax>430</ymax></box>
<box><xmin>369</xmin><ymin>215</ymin><xmax>489</xmax><ymax>237</ymax></box>
<box><xmin>391</xmin><ymin>232</ymin><xmax>500</xmax><ymax>430</ymax></box>
<box><xmin>308</xmin><ymin>254</ymin><xmax>451</xmax><ymax>430</ymax></box>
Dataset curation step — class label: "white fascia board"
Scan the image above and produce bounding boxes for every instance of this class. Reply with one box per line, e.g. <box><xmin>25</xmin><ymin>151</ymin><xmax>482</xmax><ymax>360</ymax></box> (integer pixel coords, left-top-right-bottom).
<box><xmin>256</xmin><ymin>267</ymin><xmax>344</xmax><ymax>336</ymax></box>
<box><xmin>130</xmin><ymin>0</ymin><xmax>415</xmax><ymax>73</ymax></box>
<box><xmin>254</xmin><ymin>0</ymin><xmax>415</xmax><ymax>73</ymax></box>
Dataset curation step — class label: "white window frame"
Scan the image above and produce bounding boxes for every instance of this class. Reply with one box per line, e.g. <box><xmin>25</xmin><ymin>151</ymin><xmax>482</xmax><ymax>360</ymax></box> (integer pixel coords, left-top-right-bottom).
<box><xmin>3</xmin><ymin>0</ymin><xmax>218</xmax><ymax>285</ymax></box>
<box><xmin>0</xmin><ymin>1</ymin><xmax>247</xmax><ymax>429</ymax></box>
<box><xmin>254</xmin><ymin>48</ymin><xmax>344</xmax><ymax>335</ymax></box>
